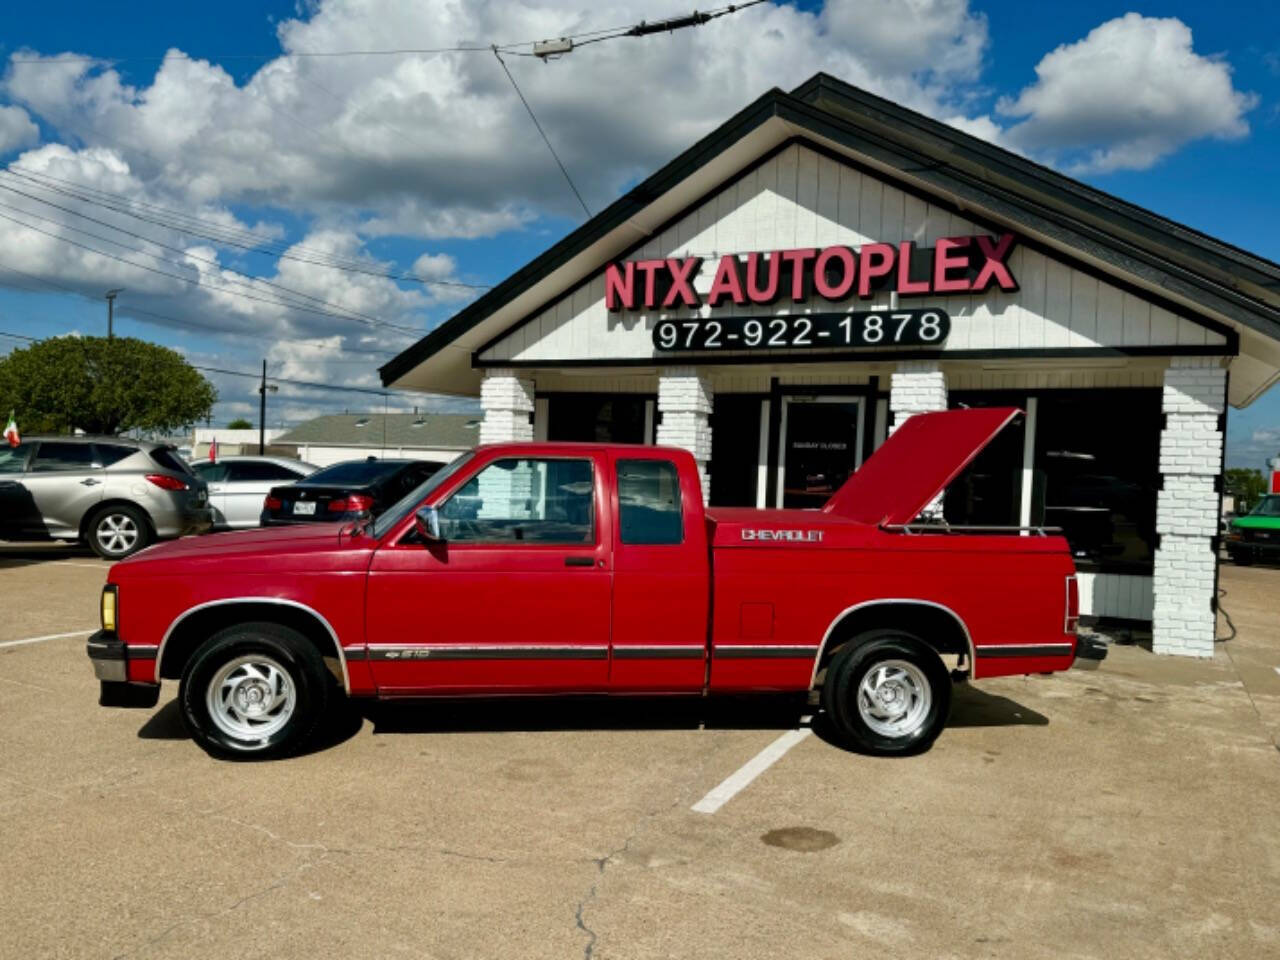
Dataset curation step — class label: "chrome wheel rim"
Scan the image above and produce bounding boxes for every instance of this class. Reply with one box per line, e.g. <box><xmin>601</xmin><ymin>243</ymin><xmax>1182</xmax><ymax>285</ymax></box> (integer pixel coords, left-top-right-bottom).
<box><xmin>205</xmin><ymin>654</ymin><xmax>296</xmax><ymax>746</ymax></box>
<box><xmin>856</xmin><ymin>659</ymin><xmax>931</xmax><ymax>739</ymax></box>
<box><xmin>96</xmin><ymin>514</ymin><xmax>138</xmax><ymax>555</ymax></box>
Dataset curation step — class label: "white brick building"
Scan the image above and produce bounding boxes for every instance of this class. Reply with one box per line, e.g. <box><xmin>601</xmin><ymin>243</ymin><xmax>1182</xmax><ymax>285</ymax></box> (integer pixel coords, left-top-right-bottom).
<box><xmin>380</xmin><ymin>74</ymin><xmax>1280</xmax><ymax>658</ymax></box>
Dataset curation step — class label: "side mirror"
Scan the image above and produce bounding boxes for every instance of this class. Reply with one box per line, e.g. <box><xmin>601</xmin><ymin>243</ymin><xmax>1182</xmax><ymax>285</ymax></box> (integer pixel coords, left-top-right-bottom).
<box><xmin>415</xmin><ymin>506</ymin><xmax>443</xmax><ymax>542</ymax></box>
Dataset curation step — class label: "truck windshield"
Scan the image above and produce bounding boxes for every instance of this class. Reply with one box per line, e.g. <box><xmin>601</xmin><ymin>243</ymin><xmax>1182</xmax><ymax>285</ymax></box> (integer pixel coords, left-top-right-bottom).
<box><xmin>1250</xmin><ymin>495</ymin><xmax>1280</xmax><ymax>517</ymax></box>
<box><xmin>370</xmin><ymin>452</ymin><xmax>475</xmax><ymax>538</ymax></box>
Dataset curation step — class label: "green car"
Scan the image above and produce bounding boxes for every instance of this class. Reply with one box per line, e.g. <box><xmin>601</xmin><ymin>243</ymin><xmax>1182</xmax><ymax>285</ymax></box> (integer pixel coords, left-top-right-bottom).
<box><xmin>1227</xmin><ymin>494</ymin><xmax>1280</xmax><ymax>564</ymax></box>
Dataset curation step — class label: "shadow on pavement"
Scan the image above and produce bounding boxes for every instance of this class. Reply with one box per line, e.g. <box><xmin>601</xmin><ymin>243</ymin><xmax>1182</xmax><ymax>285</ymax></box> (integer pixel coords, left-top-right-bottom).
<box><xmin>0</xmin><ymin>543</ymin><xmax>100</xmax><ymax>565</ymax></box>
<box><xmin>362</xmin><ymin>693</ymin><xmax>811</xmax><ymax>736</ymax></box>
<box><xmin>138</xmin><ymin>696</ymin><xmax>365</xmax><ymax>757</ymax></box>
<box><xmin>137</xmin><ymin>684</ymin><xmax>1044</xmax><ymax>756</ymax></box>
<box><xmin>947</xmin><ymin>682</ymin><xmax>1049</xmax><ymax>728</ymax></box>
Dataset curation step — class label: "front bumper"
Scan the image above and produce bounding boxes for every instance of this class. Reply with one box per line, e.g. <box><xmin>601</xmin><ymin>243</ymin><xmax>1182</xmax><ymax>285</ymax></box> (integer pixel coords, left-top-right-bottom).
<box><xmin>87</xmin><ymin>631</ymin><xmax>160</xmax><ymax>707</ymax></box>
<box><xmin>87</xmin><ymin>630</ymin><xmax>127</xmax><ymax>681</ymax></box>
<box><xmin>1072</xmin><ymin>634</ymin><xmax>1109</xmax><ymax>670</ymax></box>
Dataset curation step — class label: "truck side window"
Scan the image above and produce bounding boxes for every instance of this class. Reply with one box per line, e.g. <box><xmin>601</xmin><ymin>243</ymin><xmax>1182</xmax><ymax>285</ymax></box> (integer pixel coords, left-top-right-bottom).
<box><xmin>439</xmin><ymin>458</ymin><xmax>594</xmax><ymax>544</ymax></box>
<box><xmin>617</xmin><ymin>459</ymin><xmax>683</xmax><ymax>545</ymax></box>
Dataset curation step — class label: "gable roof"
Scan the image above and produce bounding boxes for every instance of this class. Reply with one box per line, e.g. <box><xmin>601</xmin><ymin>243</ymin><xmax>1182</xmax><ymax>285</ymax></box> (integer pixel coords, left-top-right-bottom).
<box><xmin>381</xmin><ymin>72</ymin><xmax>1280</xmax><ymax>403</ymax></box>
<box><xmin>275</xmin><ymin>413</ymin><xmax>480</xmax><ymax>449</ymax></box>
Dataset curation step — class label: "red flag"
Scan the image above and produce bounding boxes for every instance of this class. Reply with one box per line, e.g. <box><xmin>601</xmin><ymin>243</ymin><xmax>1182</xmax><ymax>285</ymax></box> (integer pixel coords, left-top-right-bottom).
<box><xmin>209</xmin><ymin>437</ymin><xmax>218</xmax><ymax>462</ymax></box>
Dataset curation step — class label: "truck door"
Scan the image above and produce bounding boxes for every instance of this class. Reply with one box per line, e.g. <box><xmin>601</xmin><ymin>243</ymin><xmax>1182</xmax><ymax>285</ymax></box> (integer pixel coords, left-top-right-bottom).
<box><xmin>607</xmin><ymin>452</ymin><xmax>709</xmax><ymax>691</ymax></box>
<box><xmin>365</xmin><ymin>453</ymin><xmax>612</xmax><ymax>693</ymax></box>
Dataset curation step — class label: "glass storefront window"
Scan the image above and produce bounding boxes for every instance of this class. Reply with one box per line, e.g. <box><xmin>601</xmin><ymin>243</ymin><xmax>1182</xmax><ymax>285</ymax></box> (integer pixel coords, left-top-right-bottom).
<box><xmin>1032</xmin><ymin>390</ymin><xmax>1159</xmax><ymax>571</ymax></box>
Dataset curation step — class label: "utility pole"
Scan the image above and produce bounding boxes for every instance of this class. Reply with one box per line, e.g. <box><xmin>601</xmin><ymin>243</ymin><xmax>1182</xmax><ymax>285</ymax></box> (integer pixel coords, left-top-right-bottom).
<box><xmin>257</xmin><ymin>360</ymin><xmax>277</xmax><ymax>454</ymax></box>
<box><xmin>105</xmin><ymin>289</ymin><xmax>122</xmax><ymax>339</ymax></box>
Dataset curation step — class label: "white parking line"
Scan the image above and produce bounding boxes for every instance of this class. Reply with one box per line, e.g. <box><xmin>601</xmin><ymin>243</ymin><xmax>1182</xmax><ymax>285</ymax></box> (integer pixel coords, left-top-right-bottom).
<box><xmin>691</xmin><ymin>728</ymin><xmax>813</xmax><ymax>814</ymax></box>
<box><xmin>0</xmin><ymin>629</ymin><xmax>94</xmax><ymax>649</ymax></box>
<box><xmin>1274</xmin><ymin>667</ymin><xmax>1280</xmax><ymax>678</ymax></box>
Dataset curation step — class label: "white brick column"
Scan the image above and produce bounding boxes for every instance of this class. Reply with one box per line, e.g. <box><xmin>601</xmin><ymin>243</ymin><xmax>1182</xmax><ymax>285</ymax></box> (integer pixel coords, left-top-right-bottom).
<box><xmin>889</xmin><ymin>360</ymin><xmax>947</xmax><ymax>431</ymax></box>
<box><xmin>657</xmin><ymin>367</ymin><xmax>713</xmax><ymax>501</ymax></box>
<box><xmin>889</xmin><ymin>361</ymin><xmax>948</xmax><ymax>518</ymax></box>
<box><xmin>479</xmin><ymin>369</ymin><xmax>535</xmax><ymax>444</ymax></box>
<box><xmin>1152</xmin><ymin>358</ymin><xmax>1226</xmax><ymax>658</ymax></box>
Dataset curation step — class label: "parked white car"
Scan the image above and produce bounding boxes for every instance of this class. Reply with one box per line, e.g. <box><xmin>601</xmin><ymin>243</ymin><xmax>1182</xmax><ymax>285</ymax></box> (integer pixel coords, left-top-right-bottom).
<box><xmin>190</xmin><ymin>456</ymin><xmax>317</xmax><ymax>529</ymax></box>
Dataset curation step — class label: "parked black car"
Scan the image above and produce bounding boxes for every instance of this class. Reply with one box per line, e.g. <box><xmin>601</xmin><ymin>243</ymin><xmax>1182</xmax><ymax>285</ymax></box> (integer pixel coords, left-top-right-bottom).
<box><xmin>260</xmin><ymin>458</ymin><xmax>444</xmax><ymax>526</ymax></box>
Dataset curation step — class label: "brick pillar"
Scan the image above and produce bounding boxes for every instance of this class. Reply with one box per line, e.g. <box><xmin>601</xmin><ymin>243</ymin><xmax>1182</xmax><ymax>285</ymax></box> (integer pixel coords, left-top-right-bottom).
<box><xmin>889</xmin><ymin>360</ymin><xmax>947</xmax><ymax>431</ymax></box>
<box><xmin>889</xmin><ymin>361</ymin><xmax>948</xmax><ymax>518</ymax></box>
<box><xmin>479</xmin><ymin>369</ymin><xmax>535</xmax><ymax>444</ymax></box>
<box><xmin>1152</xmin><ymin>358</ymin><xmax>1226</xmax><ymax>658</ymax></box>
<box><xmin>657</xmin><ymin>367</ymin><xmax>713</xmax><ymax>501</ymax></box>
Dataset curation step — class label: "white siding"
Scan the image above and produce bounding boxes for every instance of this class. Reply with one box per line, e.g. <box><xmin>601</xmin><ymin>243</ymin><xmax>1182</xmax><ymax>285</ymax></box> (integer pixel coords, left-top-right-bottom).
<box><xmin>481</xmin><ymin>144</ymin><xmax>1224</xmax><ymax>365</ymax></box>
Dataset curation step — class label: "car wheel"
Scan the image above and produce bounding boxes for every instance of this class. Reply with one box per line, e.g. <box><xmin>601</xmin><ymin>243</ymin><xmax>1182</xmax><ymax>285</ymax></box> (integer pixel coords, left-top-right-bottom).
<box><xmin>1232</xmin><ymin>550</ymin><xmax>1254</xmax><ymax>566</ymax></box>
<box><xmin>821</xmin><ymin>630</ymin><xmax>951</xmax><ymax>756</ymax></box>
<box><xmin>178</xmin><ymin>622</ymin><xmax>331</xmax><ymax>760</ymax></box>
<box><xmin>87</xmin><ymin>504</ymin><xmax>152</xmax><ymax>559</ymax></box>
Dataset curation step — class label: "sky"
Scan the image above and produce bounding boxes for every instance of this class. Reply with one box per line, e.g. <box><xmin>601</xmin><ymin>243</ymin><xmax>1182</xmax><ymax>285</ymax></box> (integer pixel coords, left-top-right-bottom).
<box><xmin>0</xmin><ymin>0</ymin><xmax>1277</xmax><ymax>466</ymax></box>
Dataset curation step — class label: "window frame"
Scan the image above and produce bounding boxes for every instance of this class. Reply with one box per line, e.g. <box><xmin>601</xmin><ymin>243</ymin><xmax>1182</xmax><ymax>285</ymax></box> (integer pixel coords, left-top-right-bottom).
<box><xmin>28</xmin><ymin>441</ymin><xmax>102</xmax><ymax>473</ymax></box>
<box><xmin>436</xmin><ymin>455</ymin><xmax>599</xmax><ymax>547</ymax></box>
<box><xmin>616</xmin><ymin>457</ymin><xmax>685</xmax><ymax>546</ymax></box>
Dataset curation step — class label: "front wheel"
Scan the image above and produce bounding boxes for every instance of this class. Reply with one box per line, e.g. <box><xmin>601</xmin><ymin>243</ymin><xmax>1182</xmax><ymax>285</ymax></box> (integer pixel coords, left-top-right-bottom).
<box><xmin>178</xmin><ymin>622</ymin><xmax>331</xmax><ymax>760</ymax></box>
<box><xmin>821</xmin><ymin>630</ymin><xmax>951</xmax><ymax>755</ymax></box>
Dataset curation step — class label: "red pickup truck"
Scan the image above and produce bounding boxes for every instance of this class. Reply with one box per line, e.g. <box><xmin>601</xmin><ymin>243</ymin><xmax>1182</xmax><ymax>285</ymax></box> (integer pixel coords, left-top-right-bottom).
<box><xmin>87</xmin><ymin>407</ymin><xmax>1101</xmax><ymax>759</ymax></box>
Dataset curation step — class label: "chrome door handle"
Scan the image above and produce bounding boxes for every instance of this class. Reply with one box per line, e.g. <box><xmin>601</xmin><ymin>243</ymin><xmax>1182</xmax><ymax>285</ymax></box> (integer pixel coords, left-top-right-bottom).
<box><xmin>80</xmin><ymin>478</ymin><xmax>101</xmax><ymax>486</ymax></box>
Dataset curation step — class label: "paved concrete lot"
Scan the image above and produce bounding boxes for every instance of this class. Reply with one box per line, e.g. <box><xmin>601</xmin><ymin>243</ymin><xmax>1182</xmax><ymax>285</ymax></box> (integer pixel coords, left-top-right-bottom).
<box><xmin>2</xmin><ymin>546</ymin><xmax>1279</xmax><ymax>959</ymax></box>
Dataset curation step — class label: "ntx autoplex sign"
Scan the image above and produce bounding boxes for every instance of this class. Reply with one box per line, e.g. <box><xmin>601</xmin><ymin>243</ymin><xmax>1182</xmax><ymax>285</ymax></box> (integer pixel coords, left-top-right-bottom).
<box><xmin>604</xmin><ymin>234</ymin><xmax>1018</xmax><ymax>352</ymax></box>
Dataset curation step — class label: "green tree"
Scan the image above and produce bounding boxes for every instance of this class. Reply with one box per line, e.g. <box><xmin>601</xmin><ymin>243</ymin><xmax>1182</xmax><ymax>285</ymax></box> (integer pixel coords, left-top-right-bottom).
<box><xmin>1225</xmin><ymin>467</ymin><xmax>1267</xmax><ymax>513</ymax></box>
<box><xmin>0</xmin><ymin>336</ymin><xmax>216</xmax><ymax>435</ymax></box>
<box><xmin>226</xmin><ymin>418</ymin><xmax>253</xmax><ymax>429</ymax></box>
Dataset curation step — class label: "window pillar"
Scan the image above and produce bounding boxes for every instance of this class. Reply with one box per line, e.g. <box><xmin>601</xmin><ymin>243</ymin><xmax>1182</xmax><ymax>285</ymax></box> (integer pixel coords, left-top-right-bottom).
<box><xmin>479</xmin><ymin>369</ymin><xmax>535</xmax><ymax>444</ymax></box>
<box><xmin>1152</xmin><ymin>358</ymin><xmax>1226</xmax><ymax>658</ymax></box>
<box><xmin>657</xmin><ymin>367</ymin><xmax>713</xmax><ymax>501</ymax></box>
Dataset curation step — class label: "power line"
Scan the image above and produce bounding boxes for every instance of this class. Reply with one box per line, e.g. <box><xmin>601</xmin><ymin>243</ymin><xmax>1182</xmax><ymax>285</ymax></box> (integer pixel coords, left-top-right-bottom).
<box><xmin>0</xmin><ymin>260</ymin><xmax>408</xmax><ymax>353</ymax></box>
<box><xmin>0</xmin><ymin>207</ymin><xmax>426</xmax><ymax>336</ymax></box>
<box><xmin>0</xmin><ymin>327</ymin><xmax>414</xmax><ymax>399</ymax></box>
<box><xmin>492</xmin><ymin>46</ymin><xmax>591</xmax><ymax>220</ymax></box>
<box><xmin>1</xmin><ymin>167</ymin><xmax>492</xmax><ymax>291</ymax></box>
<box><xmin>0</xmin><ymin>179</ymin><xmax>427</xmax><ymax>333</ymax></box>
<box><xmin>6</xmin><ymin>4</ymin><xmax>767</xmax><ymax>65</ymax></box>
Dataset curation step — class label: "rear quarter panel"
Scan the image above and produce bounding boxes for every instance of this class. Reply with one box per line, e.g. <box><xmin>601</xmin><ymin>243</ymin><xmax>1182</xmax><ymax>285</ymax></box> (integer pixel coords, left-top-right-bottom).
<box><xmin>709</xmin><ymin>526</ymin><xmax>1075</xmax><ymax>691</ymax></box>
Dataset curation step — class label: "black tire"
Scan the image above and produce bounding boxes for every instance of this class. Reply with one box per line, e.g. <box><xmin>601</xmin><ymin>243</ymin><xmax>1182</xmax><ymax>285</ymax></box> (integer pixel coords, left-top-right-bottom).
<box><xmin>1231</xmin><ymin>550</ymin><xmax>1254</xmax><ymax>566</ymax></box>
<box><xmin>86</xmin><ymin>504</ymin><xmax>152</xmax><ymax>559</ymax></box>
<box><xmin>821</xmin><ymin>630</ymin><xmax>951</xmax><ymax>756</ymax></box>
<box><xmin>178</xmin><ymin>622</ymin><xmax>331</xmax><ymax>760</ymax></box>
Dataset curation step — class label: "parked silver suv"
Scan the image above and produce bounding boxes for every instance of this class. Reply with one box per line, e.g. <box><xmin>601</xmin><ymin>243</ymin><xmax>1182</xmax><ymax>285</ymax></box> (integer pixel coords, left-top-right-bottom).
<box><xmin>0</xmin><ymin>437</ymin><xmax>212</xmax><ymax>559</ymax></box>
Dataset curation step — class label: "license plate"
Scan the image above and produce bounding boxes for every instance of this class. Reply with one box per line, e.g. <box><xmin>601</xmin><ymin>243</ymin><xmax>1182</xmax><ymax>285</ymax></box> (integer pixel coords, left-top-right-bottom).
<box><xmin>292</xmin><ymin>501</ymin><xmax>316</xmax><ymax>515</ymax></box>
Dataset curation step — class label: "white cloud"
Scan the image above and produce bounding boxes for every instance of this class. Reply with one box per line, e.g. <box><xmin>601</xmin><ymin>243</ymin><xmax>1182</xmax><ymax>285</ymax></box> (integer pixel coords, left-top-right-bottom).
<box><xmin>0</xmin><ymin>105</ymin><xmax>39</xmax><ymax>154</ymax></box>
<box><xmin>820</xmin><ymin>0</ymin><xmax>988</xmax><ymax>82</ymax></box>
<box><xmin>997</xmin><ymin>14</ymin><xmax>1257</xmax><ymax>173</ymax></box>
<box><xmin>3</xmin><ymin>1</ymin><xmax>1000</xmax><ymax>232</ymax></box>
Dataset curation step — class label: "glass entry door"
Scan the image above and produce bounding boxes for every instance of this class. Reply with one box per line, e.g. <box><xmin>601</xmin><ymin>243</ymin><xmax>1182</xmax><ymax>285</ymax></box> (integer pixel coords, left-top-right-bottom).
<box><xmin>776</xmin><ymin>396</ymin><xmax>865</xmax><ymax>508</ymax></box>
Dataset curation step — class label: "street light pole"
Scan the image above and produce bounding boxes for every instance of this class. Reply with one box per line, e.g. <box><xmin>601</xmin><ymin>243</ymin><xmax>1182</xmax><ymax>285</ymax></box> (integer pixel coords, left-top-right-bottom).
<box><xmin>257</xmin><ymin>359</ymin><xmax>278</xmax><ymax>454</ymax></box>
<box><xmin>259</xmin><ymin>359</ymin><xmax>267</xmax><ymax>454</ymax></box>
<box><xmin>104</xmin><ymin>289</ymin><xmax>123</xmax><ymax>339</ymax></box>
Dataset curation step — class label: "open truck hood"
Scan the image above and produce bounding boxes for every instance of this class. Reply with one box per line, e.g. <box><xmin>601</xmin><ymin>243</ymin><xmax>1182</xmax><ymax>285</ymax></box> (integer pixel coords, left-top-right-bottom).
<box><xmin>823</xmin><ymin>407</ymin><xmax>1020</xmax><ymax>525</ymax></box>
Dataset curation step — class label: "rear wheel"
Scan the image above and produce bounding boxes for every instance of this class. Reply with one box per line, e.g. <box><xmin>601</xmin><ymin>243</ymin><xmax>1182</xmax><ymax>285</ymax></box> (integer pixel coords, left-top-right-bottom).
<box><xmin>87</xmin><ymin>504</ymin><xmax>152</xmax><ymax>559</ymax></box>
<box><xmin>821</xmin><ymin>630</ymin><xmax>951</xmax><ymax>755</ymax></box>
<box><xmin>178</xmin><ymin>622</ymin><xmax>330</xmax><ymax>760</ymax></box>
